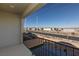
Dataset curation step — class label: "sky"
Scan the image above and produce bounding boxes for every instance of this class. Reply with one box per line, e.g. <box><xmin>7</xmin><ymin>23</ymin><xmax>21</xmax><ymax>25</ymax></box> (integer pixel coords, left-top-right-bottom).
<box><xmin>24</xmin><ymin>3</ymin><xmax>79</xmax><ymax>28</ymax></box>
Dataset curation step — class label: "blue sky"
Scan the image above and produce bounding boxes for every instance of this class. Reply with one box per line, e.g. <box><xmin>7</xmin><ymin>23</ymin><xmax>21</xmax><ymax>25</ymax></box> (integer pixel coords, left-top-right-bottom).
<box><xmin>24</xmin><ymin>3</ymin><xmax>79</xmax><ymax>28</ymax></box>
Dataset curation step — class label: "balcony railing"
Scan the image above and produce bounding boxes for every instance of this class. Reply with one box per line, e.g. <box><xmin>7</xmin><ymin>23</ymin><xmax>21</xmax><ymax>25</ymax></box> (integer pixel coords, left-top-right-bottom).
<box><xmin>30</xmin><ymin>38</ymin><xmax>79</xmax><ymax>56</ymax></box>
<box><xmin>23</xmin><ymin>32</ymin><xmax>79</xmax><ymax>56</ymax></box>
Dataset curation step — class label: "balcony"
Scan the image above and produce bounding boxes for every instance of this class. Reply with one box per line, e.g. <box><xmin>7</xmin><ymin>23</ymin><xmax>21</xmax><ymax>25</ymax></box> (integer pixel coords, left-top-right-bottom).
<box><xmin>0</xmin><ymin>3</ymin><xmax>45</xmax><ymax>56</ymax></box>
<box><xmin>23</xmin><ymin>32</ymin><xmax>79</xmax><ymax>56</ymax></box>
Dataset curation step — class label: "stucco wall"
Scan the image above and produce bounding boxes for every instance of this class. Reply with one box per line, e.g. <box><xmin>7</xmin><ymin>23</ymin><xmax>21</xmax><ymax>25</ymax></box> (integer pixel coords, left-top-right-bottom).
<box><xmin>0</xmin><ymin>11</ymin><xmax>21</xmax><ymax>48</ymax></box>
<box><xmin>62</xmin><ymin>29</ymin><xmax>75</xmax><ymax>32</ymax></box>
<box><xmin>43</xmin><ymin>28</ymin><xmax>51</xmax><ymax>31</ymax></box>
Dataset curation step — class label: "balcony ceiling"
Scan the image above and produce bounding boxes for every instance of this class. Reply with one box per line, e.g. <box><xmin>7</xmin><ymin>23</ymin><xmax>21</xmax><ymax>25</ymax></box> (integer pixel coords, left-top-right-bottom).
<box><xmin>0</xmin><ymin>3</ymin><xmax>46</xmax><ymax>17</ymax></box>
<box><xmin>0</xmin><ymin>3</ymin><xmax>32</xmax><ymax>15</ymax></box>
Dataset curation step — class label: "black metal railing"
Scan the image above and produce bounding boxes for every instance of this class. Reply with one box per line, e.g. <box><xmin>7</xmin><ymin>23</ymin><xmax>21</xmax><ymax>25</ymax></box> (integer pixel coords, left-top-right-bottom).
<box><xmin>30</xmin><ymin>38</ymin><xmax>79</xmax><ymax>56</ymax></box>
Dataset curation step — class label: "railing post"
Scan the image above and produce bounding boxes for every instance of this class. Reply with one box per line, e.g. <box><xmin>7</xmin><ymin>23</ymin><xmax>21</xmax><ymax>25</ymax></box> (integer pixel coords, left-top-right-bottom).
<box><xmin>43</xmin><ymin>39</ymin><xmax>45</xmax><ymax>56</ymax></box>
<box><xmin>48</xmin><ymin>40</ymin><xmax>51</xmax><ymax>56</ymax></box>
<box><xmin>47</xmin><ymin>40</ymin><xmax>49</xmax><ymax>56</ymax></box>
<box><xmin>46</xmin><ymin>40</ymin><xmax>48</xmax><ymax>56</ymax></box>
<box><xmin>39</xmin><ymin>38</ymin><xmax>41</xmax><ymax>56</ymax></box>
<box><xmin>73</xmin><ymin>48</ymin><xmax>74</xmax><ymax>56</ymax></box>
<box><xmin>60</xmin><ymin>45</ymin><xmax>61</xmax><ymax>56</ymax></box>
<box><xmin>54</xmin><ymin>42</ymin><xmax>57</xmax><ymax>56</ymax></box>
<box><xmin>42</xmin><ymin>39</ymin><xmax>44</xmax><ymax>56</ymax></box>
<box><xmin>41</xmin><ymin>39</ymin><xmax>43</xmax><ymax>56</ymax></box>
<box><xmin>64</xmin><ymin>46</ymin><xmax>67</xmax><ymax>56</ymax></box>
<box><xmin>45</xmin><ymin>39</ymin><xmax>48</xmax><ymax>56</ymax></box>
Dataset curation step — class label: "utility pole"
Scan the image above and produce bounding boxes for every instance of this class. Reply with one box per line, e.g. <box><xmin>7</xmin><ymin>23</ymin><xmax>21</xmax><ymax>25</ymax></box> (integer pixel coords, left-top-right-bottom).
<box><xmin>36</xmin><ymin>16</ymin><xmax>38</xmax><ymax>27</ymax></box>
<box><xmin>36</xmin><ymin>16</ymin><xmax>38</xmax><ymax>31</ymax></box>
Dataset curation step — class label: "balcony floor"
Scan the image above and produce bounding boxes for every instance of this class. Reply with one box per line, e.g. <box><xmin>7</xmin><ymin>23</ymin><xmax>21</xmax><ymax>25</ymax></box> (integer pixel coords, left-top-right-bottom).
<box><xmin>0</xmin><ymin>44</ymin><xmax>32</xmax><ymax>56</ymax></box>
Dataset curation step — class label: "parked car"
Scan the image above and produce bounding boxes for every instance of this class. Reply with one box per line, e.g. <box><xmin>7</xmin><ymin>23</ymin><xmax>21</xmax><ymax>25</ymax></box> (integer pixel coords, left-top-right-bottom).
<box><xmin>23</xmin><ymin>32</ymin><xmax>38</xmax><ymax>41</ymax></box>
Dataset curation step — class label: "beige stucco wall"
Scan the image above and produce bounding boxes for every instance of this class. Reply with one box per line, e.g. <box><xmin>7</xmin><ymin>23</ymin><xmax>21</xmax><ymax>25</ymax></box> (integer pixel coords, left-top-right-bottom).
<box><xmin>63</xmin><ymin>29</ymin><xmax>75</xmax><ymax>33</ymax></box>
<box><xmin>0</xmin><ymin>11</ymin><xmax>21</xmax><ymax>48</ymax></box>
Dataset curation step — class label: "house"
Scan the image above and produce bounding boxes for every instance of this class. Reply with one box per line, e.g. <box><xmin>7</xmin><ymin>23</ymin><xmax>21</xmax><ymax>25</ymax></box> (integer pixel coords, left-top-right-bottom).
<box><xmin>43</xmin><ymin>27</ymin><xmax>51</xmax><ymax>31</ymax></box>
<box><xmin>62</xmin><ymin>28</ymin><xmax>75</xmax><ymax>33</ymax></box>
